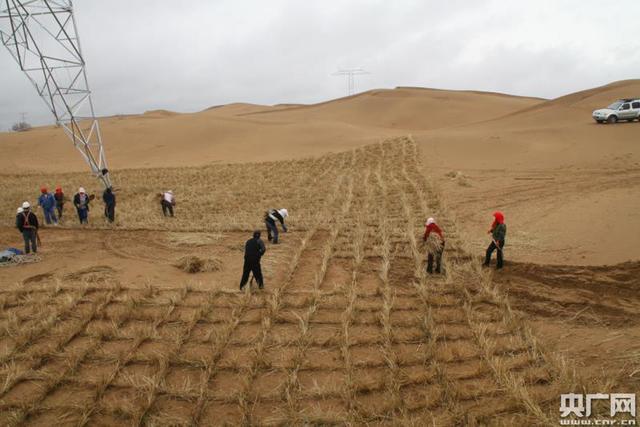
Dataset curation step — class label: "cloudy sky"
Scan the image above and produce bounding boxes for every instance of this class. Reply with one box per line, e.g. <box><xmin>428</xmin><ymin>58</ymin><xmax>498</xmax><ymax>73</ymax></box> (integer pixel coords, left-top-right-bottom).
<box><xmin>1</xmin><ymin>0</ymin><xmax>639</xmax><ymax>129</ymax></box>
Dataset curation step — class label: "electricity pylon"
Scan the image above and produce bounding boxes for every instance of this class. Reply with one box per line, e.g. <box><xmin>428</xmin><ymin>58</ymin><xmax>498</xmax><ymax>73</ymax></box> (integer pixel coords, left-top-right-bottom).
<box><xmin>0</xmin><ymin>0</ymin><xmax>111</xmax><ymax>188</ymax></box>
<box><xmin>332</xmin><ymin>68</ymin><xmax>370</xmax><ymax>96</ymax></box>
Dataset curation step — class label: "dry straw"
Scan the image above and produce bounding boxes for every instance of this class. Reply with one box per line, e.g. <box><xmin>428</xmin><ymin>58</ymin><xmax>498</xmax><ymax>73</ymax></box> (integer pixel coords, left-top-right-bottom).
<box><xmin>0</xmin><ymin>136</ymin><xmax>592</xmax><ymax>425</ymax></box>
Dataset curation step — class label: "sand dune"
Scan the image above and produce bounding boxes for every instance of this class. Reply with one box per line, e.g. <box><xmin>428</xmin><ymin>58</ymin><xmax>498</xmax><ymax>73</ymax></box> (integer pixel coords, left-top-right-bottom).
<box><xmin>203</xmin><ymin>102</ymin><xmax>277</xmax><ymax>116</ymax></box>
<box><xmin>239</xmin><ymin>87</ymin><xmax>543</xmax><ymax>131</ymax></box>
<box><xmin>0</xmin><ymin>80</ymin><xmax>638</xmax><ymax>265</ymax></box>
<box><xmin>507</xmin><ymin>79</ymin><xmax>640</xmax><ymax>116</ymax></box>
<box><xmin>0</xmin><ymin>87</ymin><xmax>542</xmax><ymax>172</ymax></box>
<box><xmin>1</xmin><ymin>80</ymin><xmax>635</xmax><ymax>173</ymax></box>
<box><xmin>413</xmin><ymin>80</ymin><xmax>640</xmax><ymax>265</ymax></box>
<box><xmin>416</xmin><ymin>79</ymin><xmax>640</xmax><ymax>170</ymax></box>
<box><xmin>141</xmin><ymin>109</ymin><xmax>179</xmax><ymax>118</ymax></box>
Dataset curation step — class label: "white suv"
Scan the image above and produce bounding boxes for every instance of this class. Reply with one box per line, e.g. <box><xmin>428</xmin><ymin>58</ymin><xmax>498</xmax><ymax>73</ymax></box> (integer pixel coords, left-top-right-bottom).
<box><xmin>592</xmin><ymin>99</ymin><xmax>640</xmax><ymax>123</ymax></box>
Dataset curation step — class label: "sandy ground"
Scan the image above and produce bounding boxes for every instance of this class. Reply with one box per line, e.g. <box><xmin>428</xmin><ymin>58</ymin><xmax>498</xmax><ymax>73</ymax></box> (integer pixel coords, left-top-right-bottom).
<box><xmin>416</xmin><ymin>80</ymin><xmax>640</xmax><ymax>266</ymax></box>
<box><xmin>0</xmin><ymin>82</ymin><xmax>639</xmax><ymax>424</ymax></box>
<box><xmin>2</xmin><ymin>227</ymin><xmax>639</xmax><ymax>389</ymax></box>
<box><xmin>1</xmin><ymin>80</ymin><xmax>638</xmax><ymax>266</ymax></box>
<box><xmin>1</xmin><ymin>140</ymin><xmax>638</xmax><ymax>424</ymax></box>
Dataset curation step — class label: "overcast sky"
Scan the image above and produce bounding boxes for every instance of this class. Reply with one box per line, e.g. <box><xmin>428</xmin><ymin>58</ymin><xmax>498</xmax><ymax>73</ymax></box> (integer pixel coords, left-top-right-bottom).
<box><xmin>1</xmin><ymin>0</ymin><xmax>639</xmax><ymax>130</ymax></box>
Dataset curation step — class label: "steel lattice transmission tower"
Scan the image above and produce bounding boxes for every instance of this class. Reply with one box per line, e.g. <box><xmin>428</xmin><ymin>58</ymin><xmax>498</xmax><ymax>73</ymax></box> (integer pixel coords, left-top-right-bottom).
<box><xmin>332</xmin><ymin>68</ymin><xmax>370</xmax><ymax>96</ymax></box>
<box><xmin>0</xmin><ymin>0</ymin><xmax>111</xmax><ymax>188</ymax></box>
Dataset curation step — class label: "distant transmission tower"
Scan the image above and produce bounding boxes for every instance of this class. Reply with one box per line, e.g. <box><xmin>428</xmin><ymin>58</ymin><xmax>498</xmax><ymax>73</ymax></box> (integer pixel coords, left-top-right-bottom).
<box><xmin>0</xmin><ymin>1</ymin><xmax>111</xmax><ymax>188</ymax></box>
<box><xmin>332</xmin><ymin>68</ymin><xmax>370</xmax><ymax>96</ymax></box>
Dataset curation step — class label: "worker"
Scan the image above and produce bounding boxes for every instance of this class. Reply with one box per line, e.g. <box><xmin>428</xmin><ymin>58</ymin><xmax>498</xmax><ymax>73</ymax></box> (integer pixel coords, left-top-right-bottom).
<box><xmin>423</xmin><ymin>217</ymin><xmax>445</xmax><ymax>274</ymax></box>
<box><xmin>103</xmin><ymin>187</ymin><xmax>116</xmax><ymax>223</ymax></box>
<box><xmin>37</xmin><ymin>187</ymin><xmax>58</xmax><ymax>225</ymax></box>
<box><xmin>54</xmin><ymin>186</ymin><xmax>65</xmax><ymax>219</ymax></box>
<box><xmin>16</xmin><ymin>202</ymin><xmax>39</xmax><ymax>254</ymax></box>
<box><xmin>264</xmin><ymin>208</ymin><xmax>288</xmax><ymax>244</ymax></box>
<box><xmin>161</xmin><ymin>190</ymin><xmax>175</xmax><ymax>217</ymax></box>
<box><xmin>73</xmin><ymin>187</ymin><xmax>91</xmax><ymax>224</ymax></box>
<box><xmin>240</xmin><ymin>230</ymin><xmax>266</xmax><ymax>290</ymax></box>
<box><xmin>484</xmin><ymin>211</ymin><xmax>507</xmax><ymax>269</ymax></box>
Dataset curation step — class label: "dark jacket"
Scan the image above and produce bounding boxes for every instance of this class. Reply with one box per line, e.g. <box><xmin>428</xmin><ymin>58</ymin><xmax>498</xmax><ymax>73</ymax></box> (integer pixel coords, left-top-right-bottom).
<box><xmin>54</xmin><ymin>192</ymin><xmax>64</xmax><ymax>206</ymax></box>
<box><xmin>103</xmin><ymin>189</ymin><xmax>116</xmax><ymax>206</ymax></box>
<box><xmin>492</xmin><ymin>223</ymin><xmax>507</xmax><ymax>242</ymax></box>
<box><xmin>74</xmin><ymin>193</ymin><xmax>90</xmax><ymax>211</ymax></box>
<box><xmin>265</xmin><ymin>209</ymin><xmax>285</xmax><ymax>226</ymax></box>
<box><xmin>16</xmin><ymin>211</ymin><xmax>39</xmax><ymax>233</ymax></box>
<box><xmin>244</xmin><ymin>237</ymin><xmax>266</xmax><ymax>262</ymax></box>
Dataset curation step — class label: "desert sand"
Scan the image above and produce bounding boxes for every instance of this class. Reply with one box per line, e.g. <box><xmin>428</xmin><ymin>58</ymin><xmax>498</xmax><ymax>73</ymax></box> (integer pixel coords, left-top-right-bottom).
<box><xmin>0</xmin><ymin>81</ymin><xmax>638</xmax><ymax>425</ymax></box>
<box><xmin>2</xmin><ymin>80</ymin><xmax>638</xmax><ymax>265</ymax></box>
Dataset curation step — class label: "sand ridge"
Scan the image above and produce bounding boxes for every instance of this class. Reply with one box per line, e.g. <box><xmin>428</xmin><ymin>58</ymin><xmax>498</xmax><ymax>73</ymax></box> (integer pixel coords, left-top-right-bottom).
<box><xmin>0</xmin><ymin>86</ymin><xmax>544</xmax><ymax>172</ymax></box>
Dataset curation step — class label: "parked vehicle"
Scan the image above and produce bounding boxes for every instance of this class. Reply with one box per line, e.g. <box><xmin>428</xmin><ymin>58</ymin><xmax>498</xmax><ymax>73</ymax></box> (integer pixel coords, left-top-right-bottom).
<box><xmin>592</xmin><ymin>98</ymin><xmax>640</xmax><ymax>123</ymax></box>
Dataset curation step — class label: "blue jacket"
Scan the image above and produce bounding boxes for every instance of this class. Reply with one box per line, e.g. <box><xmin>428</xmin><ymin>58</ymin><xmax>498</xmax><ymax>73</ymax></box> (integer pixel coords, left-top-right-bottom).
<box><xmin>38</xmin><ymin>193</ymin><xmax>56</xmax><ymax>210</ymax></box>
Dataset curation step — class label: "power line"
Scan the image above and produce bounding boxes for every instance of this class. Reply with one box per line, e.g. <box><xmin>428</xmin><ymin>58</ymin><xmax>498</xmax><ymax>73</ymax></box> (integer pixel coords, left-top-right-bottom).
<box><xmin>332</xmin><ymin>68</ymin><xmax>370</xmax><ymax>96</ymax></box>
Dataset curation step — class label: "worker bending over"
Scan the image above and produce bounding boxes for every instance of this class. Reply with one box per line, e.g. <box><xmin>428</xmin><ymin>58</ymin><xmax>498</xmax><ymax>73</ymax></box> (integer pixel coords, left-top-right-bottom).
<box><xmin>161</xmin><ymin>191</ymin><xmax>175</xmax><ymax>217</ymax></box>
<box><xmin>423</xmin><ymin>217</ymin><xmax>445</xmax><ymax>274</ymax></box>
<box><xmin>265</xmin><ymin>208</ymin><xmax>288</xmax><ymax>244</ymax></box>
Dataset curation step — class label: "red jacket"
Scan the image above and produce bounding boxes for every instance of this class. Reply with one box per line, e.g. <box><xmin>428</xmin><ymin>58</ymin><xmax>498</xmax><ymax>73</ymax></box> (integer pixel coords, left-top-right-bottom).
<box><xmin>423</xmin><ymin>223</ymin><xmax>444</xmax><ymax>241</ymax></box>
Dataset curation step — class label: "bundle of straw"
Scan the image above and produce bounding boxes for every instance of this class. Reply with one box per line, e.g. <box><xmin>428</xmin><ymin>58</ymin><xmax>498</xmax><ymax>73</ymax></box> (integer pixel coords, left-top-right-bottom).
<box><xmin>424</xmin><ymin>234</ymin><xmax>444</xmax><ymax>254</ymax></box>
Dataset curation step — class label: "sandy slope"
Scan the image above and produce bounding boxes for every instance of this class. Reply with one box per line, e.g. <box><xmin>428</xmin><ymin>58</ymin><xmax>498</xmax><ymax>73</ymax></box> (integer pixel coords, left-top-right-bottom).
<box><xmin>237</xmin><ymin>87</ymin><xmax>542</xmax><ymax>131</ymax></box>
<box><xmin>418</xmin><ymin>79</ymin><xmax>640</xmax><ymax>170</ymax></box>
<box><xmin>0</xmin><ymin>87</ymin><xmax>541</xmax><ymax>172</ymax></box>
<box><xmin>415</xmin><ymin>80</ymin><xmax>640</xmax><ymax>265</ymax></box>
<box><xmin>0</xmin><ymin>80</ymin><xmax>638</xmax><ymax>265</ymax></box>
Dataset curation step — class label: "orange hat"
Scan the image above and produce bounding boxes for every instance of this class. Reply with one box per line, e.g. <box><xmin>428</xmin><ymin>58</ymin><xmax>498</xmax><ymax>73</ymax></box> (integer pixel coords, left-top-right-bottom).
<box><xmin>55</xmin><ymin>186</ymin><xmax>62</xmax><ymax>193</ymax></box>
<box><xmin>40</xmin><ymin>187</ymin><xmax>47</xmax><ymax>193</ymax></box>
